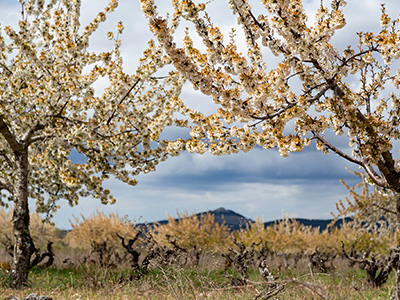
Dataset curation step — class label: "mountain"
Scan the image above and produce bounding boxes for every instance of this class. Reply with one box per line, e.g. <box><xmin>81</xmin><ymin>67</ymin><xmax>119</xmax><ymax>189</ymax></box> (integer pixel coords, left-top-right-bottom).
<box><xmin>203</xmin><ymin>207</ymin><xmax>253</xmax><ymax>230</ymax></box>
<box><xmin>139</xmin><ymin>207</ymin><xmax>253</xmax><ymax>231</ymax></box>
<box><xmin>139</xmin><ymin>207</ymin><xmax>350</xmax><ymax>232</ymax></box>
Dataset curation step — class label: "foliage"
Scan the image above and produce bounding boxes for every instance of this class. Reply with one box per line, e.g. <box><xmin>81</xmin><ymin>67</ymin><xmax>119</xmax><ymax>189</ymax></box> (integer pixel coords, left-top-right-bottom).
<box><xmin>141</xmin><ymin>1</ymin><xmax>400</xmax><ymax>291</ymax></box>
<box><xmin>64</xmin><ymin>209</ymin><xmax>397</xmax><ymax>257</ymax></box>
<box><xmin>140</xmin><ymin>0</ymin><xmax>400</xmax><ymax>239</ymax></box>
<box><xmin>150</xmin><ymin>210</ymin><xmax>232</xmax><ymax>252</ymax></box>
<box><xmin>1</xmin><ymin>209</ymin><xmax>400</xmax><ymax>297</ymax></box>
<box><xmin>332</xmin><ymin>222</ymin><xmax>398</xmax><ymax>255</ymax></box>
<box><xmin>65</xmin><ymin>210</ymin><xmax>139</xmax><ymax>251</ymax></box>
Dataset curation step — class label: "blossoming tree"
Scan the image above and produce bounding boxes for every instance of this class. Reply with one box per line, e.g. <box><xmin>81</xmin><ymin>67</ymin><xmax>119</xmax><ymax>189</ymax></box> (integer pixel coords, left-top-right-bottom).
<box><xmin>0</xmin><ymin>0</ymin><xmax>186</xmax><ymax>287</ymax></box>
<box><xmin>141</xmin><ymin>0</ymin><xmax>400</xmax><ymax>294</ymax></box>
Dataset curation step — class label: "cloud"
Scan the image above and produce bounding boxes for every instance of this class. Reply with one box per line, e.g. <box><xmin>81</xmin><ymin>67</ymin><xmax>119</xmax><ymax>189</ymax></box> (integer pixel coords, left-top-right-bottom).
<box><xmin>55</xmin><ymin>171</ymin><xmax>353</xmax><ymax>229</ymax></box>
<box><xmin>143</xmin><ymin>146</ymin><xmax>356</xmax><ymax>184</ymax></box>
<box><xmin>52</xmin><ymin>145</ymin><xmax>359</xmax><ymax>229</ymax></box>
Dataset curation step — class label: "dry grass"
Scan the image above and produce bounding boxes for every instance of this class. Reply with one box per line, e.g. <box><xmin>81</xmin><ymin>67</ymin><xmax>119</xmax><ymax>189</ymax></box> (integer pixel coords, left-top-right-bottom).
<box><xmin>0</xmin><ymin>263</ymin><xmax>395</xmax><ymax>300</ymax></box>
<box><xmin>236</xmin><ymin>215</ymin><xmax>397</xmax><ymax>256</ymax></box>
<box><xmin>0</xmin><ymin>209</ymin><xmax>61</xmax><ymax>251</ymax></box>
<box><xmin>65</xmin><ymin>210</ymin><xmax>140</xmax><ymax>251</ymax></box>
<box><xmin>150</xmin><ymin>210</ymin><xmax>233</xmax><ymax>252</ymax></box>
<box><xmin>0</xmin><ymin>248</ymin><xmax>396</xmax><ymax>300</ymax></box>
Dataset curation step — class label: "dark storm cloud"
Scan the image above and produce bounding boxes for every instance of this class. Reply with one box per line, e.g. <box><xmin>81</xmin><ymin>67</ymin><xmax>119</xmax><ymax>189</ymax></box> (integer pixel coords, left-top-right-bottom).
<box><xmin>137</xmin><ymin>146</ymin><xmax>358</xmax><ymax>188</ymax></box>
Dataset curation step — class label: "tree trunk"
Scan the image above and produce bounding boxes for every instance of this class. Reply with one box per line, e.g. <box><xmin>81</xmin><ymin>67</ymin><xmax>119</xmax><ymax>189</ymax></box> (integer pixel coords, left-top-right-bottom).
<box><xmin>10</xmin><ymin>150</ymin><xmax>35</xmax><ymax>288</ymax></box>
<box><xmin>391</xmin><ymin>193</ymin><xmax>400</xmax><ymax>299</ymax></box>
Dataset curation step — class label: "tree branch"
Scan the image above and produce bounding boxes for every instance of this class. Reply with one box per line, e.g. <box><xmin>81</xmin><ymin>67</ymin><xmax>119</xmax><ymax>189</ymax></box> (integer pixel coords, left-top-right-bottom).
<box><xmin>106</xmin><ymin>78</ymin><xmax>141</xmax><ymax>125</ymax></box>
<box><xmin>312</xmin><ymin>132</ymin><xmax>362</xmax><ymax>166</ymax></box>
<box><xmin>252</xmin><ymin>83</ymin><xmax>332</xmax><ymax>120</ymax></box>
<box><xmin>28</xmin><ymin>134</ymin><xmax>52</xmax><ymax>145</ymax></box>
<box><xmin>312</xmin><ymin>132</ymin><xmax>388</xmax><ymax>186</ymax></box>
<box><xmin>376</xmin><ymin>158</ymin><xmax>400</xmax><ymax>191</ymax></box>
<box><xmin>0</xmin><ymin>62</ymin><xmax>13</xmax><ymax>76</ymax></box>
<box><xmin>0</xmin><ymin>150</ymin><xmax>14</xmax><ymax>169</ymax></box>
<box><xmin>22</xmin><ymin>123</ymin><xmax>46</xmax><ymax>145</ymax></box>
<box><xmin>0</xmin><ymin>177</ymin><xmax>13</xmax><ymax>193</ymax></box>
<box><xmin>361</xmin><ymin>158</ymin><xmax>388</xmax><ymax>187</ymax></box>
<box><xmin>372</xmin><ymin>203</ymin><xmax>397</xmax><ymax>215</ymax></box>
<box><xmin>251</xmin><ymin>101</ymin><xmax>296</xmax><ymax>120</ymax></box>
<box><xmin>0</xmin><ymin>116</ymin><xmax>22</xmax><ymax>152</ymax></box>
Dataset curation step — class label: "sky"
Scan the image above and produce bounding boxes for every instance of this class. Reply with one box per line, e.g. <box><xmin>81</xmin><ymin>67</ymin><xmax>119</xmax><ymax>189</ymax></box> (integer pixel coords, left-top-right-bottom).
<box><xmin>2</xmin><ymin>0</ymin><xmax>400</xmax><ymax>229</ymax></box>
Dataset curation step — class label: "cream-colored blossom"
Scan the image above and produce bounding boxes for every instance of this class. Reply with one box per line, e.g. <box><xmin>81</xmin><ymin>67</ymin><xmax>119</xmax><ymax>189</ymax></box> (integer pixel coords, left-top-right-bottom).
<box><xmin>0</xmin><ymin>0</ymin><xmax>188</xmax><ymax>226</ymax></box>
<box><xmin>140</xmin><ymin>0</ymin><xmax>400</xmax><ymax>212</ymax></box>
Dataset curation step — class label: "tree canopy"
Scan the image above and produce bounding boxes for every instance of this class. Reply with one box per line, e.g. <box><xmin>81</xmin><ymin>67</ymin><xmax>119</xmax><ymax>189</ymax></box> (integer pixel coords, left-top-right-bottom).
<box><xmin>0</xmin><ymin>0</ymin><xmax>186</xmax><ymax>218</ymax></box>
<box><xmin>141</xmin><ymin>0</ymin><xmax>400</xmax><ymax>200</ymax></box>
<box><xmin>0</xmin><ymin>0</ymin><xmax>187</xmax><ymax>287</ymax></box>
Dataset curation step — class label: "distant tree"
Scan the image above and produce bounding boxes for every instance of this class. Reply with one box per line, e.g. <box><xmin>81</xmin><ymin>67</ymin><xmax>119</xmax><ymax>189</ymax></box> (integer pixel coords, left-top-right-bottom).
<box><xmin>0</xmin><ymin>0</ymin><xmax>185</xmax><ymax>288</ymax></box>
<box><xmin>141</xmin><ymin>0</ymin><xmax>400</xmax><ymax>294</ymax></box>
<box><xmin>66</xmin><ymin>211</ymin><xmax>139</xmax><ymax>251</ymax></box>
<box><xmin>335</xmin><ymin>171</ymin><xmax>398</xmax><ymax>233</ymax></box>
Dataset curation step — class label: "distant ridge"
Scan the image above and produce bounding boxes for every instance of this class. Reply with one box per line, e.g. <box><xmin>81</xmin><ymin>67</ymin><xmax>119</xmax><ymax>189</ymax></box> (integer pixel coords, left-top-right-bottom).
<box><xmin>205</xmin><ymin>207</ymin><xmax>252</xmax><ymax>230</ymax></box>
<box><xmin>263</xmin><ymin>217</ymin><xmax>353</xmax><ymax>232</ymax></box>
<box><xmin>139</xmin><ymin>207</ymin><xmax>350</xmax><ymax>232</ymax></box>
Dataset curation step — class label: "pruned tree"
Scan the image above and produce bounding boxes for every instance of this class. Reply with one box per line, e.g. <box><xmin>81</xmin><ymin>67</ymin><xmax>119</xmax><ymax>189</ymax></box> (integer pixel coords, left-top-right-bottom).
<box><xmin>222</xmin><ymin>238</ymin><xmax>258</xmax><ymax>286</ymax></box>
<box><xmin>309</xmin><ymin>247</ymin><xmax>336</xmax><ymax>273</ymax></box>
<box><xmin>141</xmin><ymin>0</ymin><xmax>400</xmax><ymax>293</ymax></box>
<box><xmin>0</xmin><ymin>0</ymin><xmax>185</xmax><ymax>288</ymax></box>
<box><xmin>150</xmin><ymin>210</ymin><xmax>232</xmax><ymax>252</ymax></box>
<box><xmin>118</xmin><ymin>231</ymin><xmax>141</xmax><ymax>269</ymax></box>
<box><xmin>341</xmin><ymin>241</ymin><xmax>396</xmax><ymax>287</ymax></box>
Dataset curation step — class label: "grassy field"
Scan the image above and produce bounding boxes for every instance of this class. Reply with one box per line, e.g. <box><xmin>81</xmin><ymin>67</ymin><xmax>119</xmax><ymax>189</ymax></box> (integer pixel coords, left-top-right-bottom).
<box><xmin>0</xmin><ymin>257</ymin><xmax>396</xmax><ymax>300</ymax></box>
<box><xmin>1</xmin><ymin>211</ymin><xmax>398</xmax><ymax>299</ymax></box>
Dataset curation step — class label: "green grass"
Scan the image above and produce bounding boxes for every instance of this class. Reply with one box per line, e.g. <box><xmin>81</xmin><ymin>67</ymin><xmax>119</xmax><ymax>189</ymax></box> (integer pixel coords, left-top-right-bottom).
<box><xmin>0</xmin><ymin>263</ymin><xmax>397</xmax><ymax>300</ymax></box>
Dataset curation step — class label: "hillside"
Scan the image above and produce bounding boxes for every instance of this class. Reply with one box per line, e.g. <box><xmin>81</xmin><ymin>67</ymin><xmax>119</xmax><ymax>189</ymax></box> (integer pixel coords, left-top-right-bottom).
<box><xmin>142</xmin><ymin>207</ymin><xmax>350</xmax><ymax>232</ymax></box>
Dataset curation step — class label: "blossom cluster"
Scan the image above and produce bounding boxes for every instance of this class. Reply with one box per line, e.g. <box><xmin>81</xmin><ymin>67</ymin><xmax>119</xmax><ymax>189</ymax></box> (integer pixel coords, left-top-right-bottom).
<box><xmin>141</xmin><ymin>0</ymin><xmax>400</xmax><ymax>193</ymax></box>
<box><xmin>0</xmin><ymin>0</ymin><xmax>187</xmax><ymax>216</ymax></box>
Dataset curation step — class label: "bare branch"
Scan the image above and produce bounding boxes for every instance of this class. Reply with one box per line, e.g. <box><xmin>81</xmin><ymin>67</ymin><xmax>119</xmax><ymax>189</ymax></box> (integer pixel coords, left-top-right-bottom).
<box><xmin>302</xmin><ymin>82</ymin><xmax>325</xmax><ymax>95</ymax></box>
<box><xmin>376</xmin><ymin>158</ymin><xmax>400</xmax><ymax>191</ymax></box>
<box><xmin>307</xmin><ymin>83</ymin><xmax>334</xmax><ymax>103</ymax></box>
<box><xmin>312</xmin><ymin>131</ymin><xmax>388</xmax><ymax>187</ymax></box>
<box><xmin>0</xmin><ymin>62</ymin><xmax>13</xmax><ymax>76</ymax></box>
<box><xmin>106</xmin><ymin>78</ymin><xmax>141</xmax><ymax>125</ymax></box>
<box><xmin>312</xmin><ymin>132</ymin><xmax>362</xmax><ymax>166</ymax></box>
<box><xmin>28</xmin><ymin>134</ymin><xmax>52</xmax><ymax>145</ymax></box>
<box><xmin>361</xmin><ymin>158</ymin><xmax>388</xmax><ymax>187</ymax></box>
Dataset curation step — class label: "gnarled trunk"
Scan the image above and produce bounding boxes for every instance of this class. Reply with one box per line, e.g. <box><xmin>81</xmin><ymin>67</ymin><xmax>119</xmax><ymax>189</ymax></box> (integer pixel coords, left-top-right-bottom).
<box><xmin>10</xmin><ymin>150</ymin><xmax>35</xmax><ymax>288</ymax></box>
